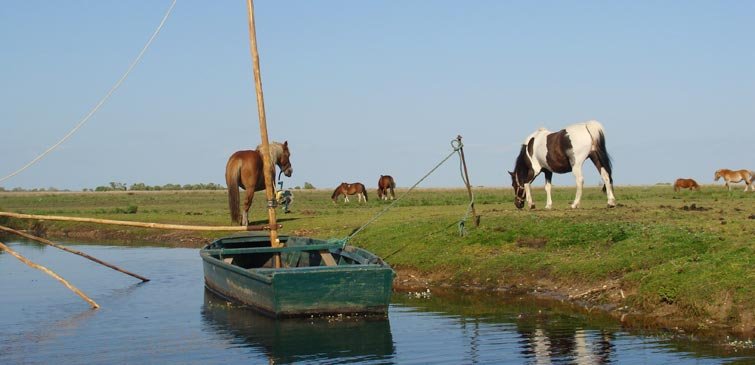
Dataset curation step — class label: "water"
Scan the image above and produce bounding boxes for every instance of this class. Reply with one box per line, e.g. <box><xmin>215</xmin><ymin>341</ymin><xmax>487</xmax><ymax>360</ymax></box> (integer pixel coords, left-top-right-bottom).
<box><xmin>1</xmin><ymin>241</ymin><xmax>752</xmax><ymax>364</ymax></box>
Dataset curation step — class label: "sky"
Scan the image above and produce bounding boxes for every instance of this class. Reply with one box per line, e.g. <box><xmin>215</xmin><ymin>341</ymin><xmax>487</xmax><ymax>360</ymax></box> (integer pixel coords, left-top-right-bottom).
<box><xmin>1</xmin><ymin>1</ymin><xmax>754</xmax><ymax>191</ymax></box>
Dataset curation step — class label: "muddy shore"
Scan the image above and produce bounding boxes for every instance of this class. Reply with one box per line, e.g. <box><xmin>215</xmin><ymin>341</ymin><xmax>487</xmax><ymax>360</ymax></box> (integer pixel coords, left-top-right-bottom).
<box><xmin>8</xmin><ymin>225</ymin><xmax>750</xmax><ymax>346</ymax></box>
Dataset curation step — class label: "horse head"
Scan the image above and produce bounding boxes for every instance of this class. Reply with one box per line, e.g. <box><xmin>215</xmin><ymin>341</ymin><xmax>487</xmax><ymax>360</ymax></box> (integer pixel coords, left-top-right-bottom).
<box><xmin>509</xmin><ymin>170</ymin><xmax>526</xmax><ymax>209</ymax></box>
<box><xmin>510</xmin><ymin>145</ymin><xmax>532</xmax><ymax>209</ymax></box>
<box><xmin>276</xmin><ymin>141</ymin><xmax>293</xmax><ymax>178</ymax></box>
<box><xmin>331</xmin><ymin>182</ymin><xmax>345</xmax><ymax>203</ymax></box>
<box><xmin>714</xmin><ymin>169</ymin><xmax>722</xmax><ymax>181</ymax></box>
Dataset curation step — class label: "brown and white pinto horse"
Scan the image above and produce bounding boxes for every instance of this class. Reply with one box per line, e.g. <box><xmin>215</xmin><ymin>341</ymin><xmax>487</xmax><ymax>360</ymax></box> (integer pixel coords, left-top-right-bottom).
<box><xmin>377</xmin><ymin>175</ymin><xmax>396</xmax><ymax>200</ymax></box>
<box><xmin>714</xmin><ymin>169</ymin><xmax>753</xmax><ymax>191</ymax></box>
<box><xmin>331</xmin><ymin>182</ymin><xmax>368</xmax><ymax>203</ymax></box>
<box><xmin>226</xmin><ymin>141</ymin><xmax>293</xmax><ymax>226</ymax></box>
<box><xmin>509</xmin><ymin>120</ymin><xmax>616</xmax><ymax>209</ymax></box>
<box><xmin>673</xmin><ymin>178</ymin><xmax>700</xmax><ymax>192</ymax></box>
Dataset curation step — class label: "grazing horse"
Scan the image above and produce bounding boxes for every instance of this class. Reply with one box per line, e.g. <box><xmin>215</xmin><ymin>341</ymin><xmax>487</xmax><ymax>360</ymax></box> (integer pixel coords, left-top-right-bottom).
<box><xmin>226</xmin><ymin>141</ymin><xmax>293</xmax><ymax>226</ymax></box>
<box><xmin>714</xmin><ymin>169</ymin><xmax>753</xmax><ymax>191</ymax></box>
<box><xmin>674</xmin><ymin>178</ymin><xmax>700</xmax><ymax>192</ymax></box>
<box><xmin>377</xmin><ymin>175</ymin><xmax>396</xmax><ymax>200</ymax></box>
<box><xmin>331</xmin><ymin>182</ymin><xmax>368</xmax><ymax>203</ymax></box>
<box><xmin>509</xmin><ymin>120</ymin><xmax>616</xmax><ymax>209</ymax></box>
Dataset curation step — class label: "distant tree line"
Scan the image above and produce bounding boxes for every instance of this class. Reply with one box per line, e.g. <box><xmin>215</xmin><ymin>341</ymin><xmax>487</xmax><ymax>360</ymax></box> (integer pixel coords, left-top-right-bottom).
<box><xmin>0</xmin><ymin>181</ymin><xmax>318</xmax><ymax>192</ymax></box>
<box><xmin>93</xmin><ymin>182</ymin><xmax>226</xmax><ymax>192</ymax></box>
<box><xmin>0</xmin><ymin>182</ymin><xmax>225</xmax><ymax>192</ymax></box>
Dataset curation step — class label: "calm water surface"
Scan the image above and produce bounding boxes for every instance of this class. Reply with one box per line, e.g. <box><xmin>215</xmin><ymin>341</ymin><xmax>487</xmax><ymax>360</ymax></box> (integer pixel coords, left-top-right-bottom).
<box><xmin>1</xmin><ymin>241</ymin><xmax>752</xmax><ymax>364</ymax></box>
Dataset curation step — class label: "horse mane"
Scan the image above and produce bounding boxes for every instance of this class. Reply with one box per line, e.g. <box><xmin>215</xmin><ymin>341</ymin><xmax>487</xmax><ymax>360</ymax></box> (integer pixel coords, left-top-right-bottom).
<box><xmin>256</xmin><ymin>141</ymin><xmax>285</xmax><ymax>163</ymax></box>
<box><xmin>514</xmin><ymin>144</ymin><xmax>531</xmax><ymax>180</ymax></box>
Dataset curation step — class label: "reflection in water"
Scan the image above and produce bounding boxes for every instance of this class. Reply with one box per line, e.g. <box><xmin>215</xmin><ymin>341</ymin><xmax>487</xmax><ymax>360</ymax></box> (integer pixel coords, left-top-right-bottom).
<box><xmin>201</xmin><ymin>290</ymin><xmax>395</xmax><ymax>364</ymax></box>
<box><xmin>2</xmin><ymin>242</ymin><xmax>753</xmax><ymax>364</ymax></box>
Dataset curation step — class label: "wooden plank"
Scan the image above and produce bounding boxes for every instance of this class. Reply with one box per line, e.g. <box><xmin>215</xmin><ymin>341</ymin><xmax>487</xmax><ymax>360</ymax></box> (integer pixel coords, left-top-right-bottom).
<box><xmin>319</xmin><ymin>250</ymin><xmax>337</xmax><ymax>266</ymax></box>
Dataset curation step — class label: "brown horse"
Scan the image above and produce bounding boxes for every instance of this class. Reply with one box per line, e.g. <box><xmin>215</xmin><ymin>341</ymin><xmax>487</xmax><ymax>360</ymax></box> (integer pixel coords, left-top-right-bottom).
<box><xmin>714</xmin><ymin>169</ymin><xmax>753</xmax><ymax>191</ymax></box>
<box><xmin>331</xmin><ymin>182</ymin><xmax>368</xmax><ymax>203</ymax></box>
<box><xmin>377</xmin><ymin>175</ymin><xmax>396</xmax><ymax>200</ymax></box>
<box><xmin>673</xmin><ymin>178</ymin><xmax>699</xmax><ymax>192</ymax></box>
<box><xmin>226</xmin><ymin>141</ymin><xmax>293</xmax><ymax>226</ymax></box>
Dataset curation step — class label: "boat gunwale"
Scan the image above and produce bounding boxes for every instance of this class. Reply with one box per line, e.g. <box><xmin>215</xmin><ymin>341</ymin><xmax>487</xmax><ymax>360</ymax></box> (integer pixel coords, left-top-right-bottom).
<box><xmin>201</xmin><ymin>242</ymin><xmax>342</xmax><ymax>256</ymax></box>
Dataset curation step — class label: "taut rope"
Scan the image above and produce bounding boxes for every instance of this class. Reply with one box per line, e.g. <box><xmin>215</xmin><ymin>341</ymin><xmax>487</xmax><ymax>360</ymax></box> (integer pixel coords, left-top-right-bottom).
<box><xmin>336</xmin><ymin>138</ymin><xmax>475</xmax><ymax>246</ymax></box>
<box><xmin>0</xmin><ymin>0</ymin><xmax>177</xmax><ymax>185</ymax></box>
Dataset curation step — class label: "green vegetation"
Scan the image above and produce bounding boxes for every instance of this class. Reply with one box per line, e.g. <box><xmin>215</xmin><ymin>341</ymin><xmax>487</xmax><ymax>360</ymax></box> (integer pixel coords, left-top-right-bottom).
<box><xmin>0</xmin><ymin>185</ymin><xmax>752</xmax><ymax>334</ymax></box>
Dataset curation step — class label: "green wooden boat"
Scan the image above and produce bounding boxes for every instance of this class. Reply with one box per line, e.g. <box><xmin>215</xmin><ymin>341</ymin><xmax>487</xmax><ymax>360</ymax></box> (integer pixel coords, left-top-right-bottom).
<box><xmin>200</xmin><ymin>233</ymin><xmax>395</xmax><ymax>317</ymax></box>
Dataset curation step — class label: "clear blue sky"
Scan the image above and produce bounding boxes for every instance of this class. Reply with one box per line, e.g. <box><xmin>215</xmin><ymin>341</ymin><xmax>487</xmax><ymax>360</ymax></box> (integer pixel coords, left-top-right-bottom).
<box><xmin>2</xmin><ymin>1</ymin><xmax>753</xmax><ymax>191</ymax></box>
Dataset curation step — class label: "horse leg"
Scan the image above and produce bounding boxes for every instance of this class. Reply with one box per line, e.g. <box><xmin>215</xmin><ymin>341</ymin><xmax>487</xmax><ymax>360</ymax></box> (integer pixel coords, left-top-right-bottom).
<box><xmin>543</xmin><ymin>170</ymin><xmax>553</xmax><ymax>209</ymax></box>
<box><xmin>344</xmin><ymin>195</ymin><xmax>350</xmax><ymax>203</ymax></box>
<box><xmin>571</xmin><ymin>161</ymin><xmax>585</xmax><ymax>209</ymax></box>
<box><xmin>524</xmin><ymin>182</ymin><xmax>535</xmax><ymax>209</ymax></box>
<box><xmin>242</xmin><ymin>189</ymin><xmax>254</xmax><ymax>226</ymax></box>
<box><xmin>589</xmin><ymin>152</ymin><xmax>616</xmax><ymax>207</ymax></box>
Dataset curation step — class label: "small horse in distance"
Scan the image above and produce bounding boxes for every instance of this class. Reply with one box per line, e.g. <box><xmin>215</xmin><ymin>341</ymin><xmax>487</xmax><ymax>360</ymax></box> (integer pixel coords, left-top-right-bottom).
<box><xmin>377</xmin><ymin>175</ymin><xmax>396</xmax><ymax>200</ymax></box>
<box><xmin>332</xmin><ymin>182</ymin><xmax>368</xmax><ymax>203</ymax></box>
<box><xmin>509</xmin><ymin>120</ymin><xmax>616</xmax><ymax>209</ymax></box>
<box><xmin>674</xmin><ymin>178</ymin><xmax>700</xmax><ymax>192</ymax></box>
<box><xmin>226</xmin><ymin>141</ymin><xmax>293</xmax><ymax>226</ymax></box>
<box><xmin>714</xmin><ymin>169</ymin><xmax>753</xmax><ymax>191</ymax></box>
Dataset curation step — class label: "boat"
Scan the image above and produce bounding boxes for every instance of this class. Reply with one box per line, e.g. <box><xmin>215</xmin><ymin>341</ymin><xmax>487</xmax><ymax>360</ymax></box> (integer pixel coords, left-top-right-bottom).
<box><xmin>199</xmin><ymin>0</ymin><xmax>394</xmax><ymax>317</ymax></box>
<box><xmin>200</xmin><ymin>233</ymin><xmax>395</xmax><ymax>317</ymax></box>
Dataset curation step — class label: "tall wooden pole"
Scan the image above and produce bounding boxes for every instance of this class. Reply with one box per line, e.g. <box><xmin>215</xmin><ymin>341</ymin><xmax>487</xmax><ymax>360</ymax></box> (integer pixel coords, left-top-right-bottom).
<box><xmin>245</xmin><ymin>0</ymin><xmax>281</xmax><ymax>268</ymax></box>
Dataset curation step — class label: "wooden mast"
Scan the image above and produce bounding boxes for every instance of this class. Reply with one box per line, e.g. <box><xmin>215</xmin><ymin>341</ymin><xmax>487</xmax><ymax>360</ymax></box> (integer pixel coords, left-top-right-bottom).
<box><xmin>245</xmin><ymin>0</ymin><xmax>281</xmax><ymax>268</ymax></box>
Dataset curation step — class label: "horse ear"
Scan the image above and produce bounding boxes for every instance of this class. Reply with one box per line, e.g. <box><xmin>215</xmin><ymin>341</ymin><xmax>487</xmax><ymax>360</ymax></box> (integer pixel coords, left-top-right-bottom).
<box><xmin>508</xmin><ymin>171</ymin><xmax>514</xmax><ymax>177</ymax></box>
<box><xmin>283</xmin><ymin>141</ymin><xmax>288</xmax><ymax>147</ymax></box>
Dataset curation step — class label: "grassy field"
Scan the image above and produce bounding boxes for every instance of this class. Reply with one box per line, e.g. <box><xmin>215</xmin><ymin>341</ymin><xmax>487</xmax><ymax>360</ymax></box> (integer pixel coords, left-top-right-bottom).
<box><xmin>0</xmin><ymin>184</ymin><xmax>753</xmax><ymax>336</ymax></box>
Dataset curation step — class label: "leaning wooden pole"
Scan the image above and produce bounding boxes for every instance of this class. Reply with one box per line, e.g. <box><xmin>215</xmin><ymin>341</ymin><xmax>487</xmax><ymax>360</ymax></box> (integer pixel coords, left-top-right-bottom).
<box><xmin>0</xmin><ymin>225</ymin><xmax>149</xmax><ymax>282</ymax></box>
<box><xmin>0</xmin><ymin>212</ymin><xmax>277</xmax><ymax>232</ymax></box>
<box><xmin>245</xmin><ymin>0</ymin><xmax>281</xmax><ymax>268</ymax></box>
<box><xmin>457</xmin><ymin>135</ymin><xmax>480</xmax><ymax>227</ymax></box>
<box><xmin>0</xmin><ymin>241</ymin><xmax>99</xmax><ymax>309</ymax></box>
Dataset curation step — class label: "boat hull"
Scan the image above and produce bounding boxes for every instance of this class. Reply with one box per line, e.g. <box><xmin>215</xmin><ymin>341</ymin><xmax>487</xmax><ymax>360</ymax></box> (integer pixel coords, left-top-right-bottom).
<box><xmin>200</xmin><ymin>234</ymin><xmax>394</xmax><ymax>317</ymax></box>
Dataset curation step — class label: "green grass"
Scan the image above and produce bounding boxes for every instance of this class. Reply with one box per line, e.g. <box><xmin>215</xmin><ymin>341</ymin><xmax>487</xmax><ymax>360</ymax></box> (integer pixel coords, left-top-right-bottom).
<box><xmin>1</xmin><ymin>185</ymin><xmax>753</xmax><ymax>332</ymax></box>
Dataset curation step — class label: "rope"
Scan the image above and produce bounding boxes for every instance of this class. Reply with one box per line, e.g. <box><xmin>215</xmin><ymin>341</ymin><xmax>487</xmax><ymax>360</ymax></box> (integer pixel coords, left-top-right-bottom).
<box><xmin>0</xmin><ymin>0</ymin><xmax>178</xmax><ymax>185</ymax></box>
<box><xmin>339</xmin><ymin>138</ymin><xmax>464</xmax><ymax>246</ymax></box>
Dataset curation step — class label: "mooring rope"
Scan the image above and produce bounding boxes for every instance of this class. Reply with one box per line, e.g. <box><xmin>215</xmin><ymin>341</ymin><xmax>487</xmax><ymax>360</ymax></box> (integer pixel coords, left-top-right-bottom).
<box><xmin>0</xmin><ymin>0</ymin><xmax>178</xmax><ymax>185</ymax></box>
<box><xmin>336</xmin><ymin>138</ymin><xmax>466</xmax><ymax>247</ymax></box>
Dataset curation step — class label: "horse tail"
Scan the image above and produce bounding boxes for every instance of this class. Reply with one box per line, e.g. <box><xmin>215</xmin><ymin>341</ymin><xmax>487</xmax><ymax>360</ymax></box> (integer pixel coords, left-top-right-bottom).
<box><xmin>362</xmin><ymin>183</ymin><xmax>368</xmax><ymax>202</ymax></box>
<box><xmin>226</xmin><ymin>156</ymin><xmax>242</xmax><ymax>224</ymax></box>
<box><xmin>587</xmin><ymin>121</ymin><xmax>613</xmax><ymax>184</ymax></box>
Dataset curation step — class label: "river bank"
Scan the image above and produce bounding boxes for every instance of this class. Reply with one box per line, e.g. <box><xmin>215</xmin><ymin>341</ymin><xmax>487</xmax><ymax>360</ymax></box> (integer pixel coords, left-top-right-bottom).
<box><xmin>1</xmin><ymin>187</ymin><xmax>753</xmax><ymax>340</ymax></box>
